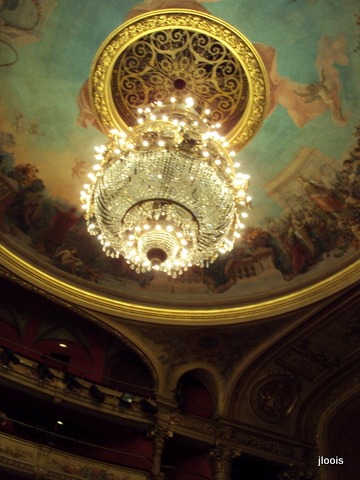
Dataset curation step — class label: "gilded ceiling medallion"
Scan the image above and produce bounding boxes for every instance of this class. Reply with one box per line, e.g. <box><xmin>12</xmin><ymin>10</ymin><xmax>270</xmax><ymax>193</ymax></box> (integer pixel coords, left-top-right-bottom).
<box><xmin>90</xmin><ymin>9</ymin><xmax>269</xmax><ymax>151</ymax></box>
<box><xmin>250</xmin><ymin>373</ymin><xmax>301</xmax><ymax>423</ymax></box>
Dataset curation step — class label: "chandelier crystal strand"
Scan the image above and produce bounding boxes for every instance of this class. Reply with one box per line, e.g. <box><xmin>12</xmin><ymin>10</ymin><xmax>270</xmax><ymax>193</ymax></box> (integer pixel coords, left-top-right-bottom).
<box><xmin>80</xmin><ymin>98</ymin><xmax>251</xmax><ymax>278</ymax></box>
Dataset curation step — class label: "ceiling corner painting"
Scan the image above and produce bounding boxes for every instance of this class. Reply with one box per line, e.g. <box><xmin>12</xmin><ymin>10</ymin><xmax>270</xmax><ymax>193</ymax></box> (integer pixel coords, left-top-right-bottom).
<box><xmin>0</xmin><ymin>0</ymin><xmax>359</xmax><ymax>323</ymax></box>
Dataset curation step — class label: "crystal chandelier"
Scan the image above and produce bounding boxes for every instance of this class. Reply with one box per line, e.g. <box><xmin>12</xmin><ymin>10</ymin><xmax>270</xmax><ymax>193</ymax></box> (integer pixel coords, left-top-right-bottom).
<box><xmin>80</xmin><ymin>97</ymin><xmax>251</xmax><ymax>277</ymax></box>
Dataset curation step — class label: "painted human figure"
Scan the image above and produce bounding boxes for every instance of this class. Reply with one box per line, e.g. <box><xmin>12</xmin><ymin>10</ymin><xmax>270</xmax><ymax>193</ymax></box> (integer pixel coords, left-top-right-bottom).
<box><xmin>54</xmin><ymin>247</ymin><xmax>83</xmax><ymax>275</ymax></box>
<box><xmin>43</xmin><ymin>206</ymin><xmax>82</xmax><ymax>253</ymax></box>
<box><xmin>297</xmin><ymin>176</ymin><xmax>345</xmax><ymax>219</ymax></box>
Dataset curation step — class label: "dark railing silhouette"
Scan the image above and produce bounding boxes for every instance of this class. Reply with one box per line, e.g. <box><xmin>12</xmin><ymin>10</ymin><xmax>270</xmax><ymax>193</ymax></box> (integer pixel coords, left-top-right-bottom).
<box><xmin>0</xmin><ymin>335</ymin><xmax>154</xmax><ymax>395</ymax></box>
<box><xmin>0</xmin><ymin>337</ymin><xmax>214</xmax><ymax>417</ymax></box>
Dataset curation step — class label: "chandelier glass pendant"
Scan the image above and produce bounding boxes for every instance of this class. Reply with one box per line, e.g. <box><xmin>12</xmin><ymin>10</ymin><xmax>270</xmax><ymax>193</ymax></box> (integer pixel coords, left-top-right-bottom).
<box><xmin>81</xmin><ymin>98</ymin><xmax>251</xmax><ymax>277</ymax></box>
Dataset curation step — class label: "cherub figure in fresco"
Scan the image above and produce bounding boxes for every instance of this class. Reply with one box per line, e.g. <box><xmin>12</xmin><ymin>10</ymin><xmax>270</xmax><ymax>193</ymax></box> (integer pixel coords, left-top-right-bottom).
<box><xmin>54</xmin><ymin>247</ymin><xmax>83</xmax><ymax>275</ymax></box>
<box><xmin>255</xmin><ymin>33</ymin><xmax>349</xmax><ymax>127</ymax></box>
<box><xmin>293</xmin><ymin>69</ymin><xmax>346</xmax><ymax>125</ymax></box>
<box><xmin>71</xmin><ymin>157</ymin><xmax>88</xmax><ymax>179</ymax></box>
<box><xmin>28</xmin><ymin>120</ymin><xmax>44</xmax><ymax>136</ymax></box>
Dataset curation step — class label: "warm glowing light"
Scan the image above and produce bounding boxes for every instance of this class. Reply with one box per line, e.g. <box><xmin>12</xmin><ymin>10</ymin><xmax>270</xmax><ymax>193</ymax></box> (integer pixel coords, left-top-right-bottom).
<box><xmin>81</xmin><ymin>100</ymin><xmax>251</xmax><ymax>277</ymax></box>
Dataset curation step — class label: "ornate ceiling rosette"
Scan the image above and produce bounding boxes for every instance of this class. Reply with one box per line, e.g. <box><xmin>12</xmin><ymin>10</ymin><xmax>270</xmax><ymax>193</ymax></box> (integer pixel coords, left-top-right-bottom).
<box><xmin>90</xmin><ymin>9</ymin><xmax>269</xmax><ymax>152</ymax></box>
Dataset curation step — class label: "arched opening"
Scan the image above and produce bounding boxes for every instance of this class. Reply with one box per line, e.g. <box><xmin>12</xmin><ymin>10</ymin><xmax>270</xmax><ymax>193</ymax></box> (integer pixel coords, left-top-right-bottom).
<box><xmin>320</xmin><ymin>393</ymin><xmax>360</xmax><ymax>479</ymax></box>
<box><xmin>175</xmin><ymin>369</ymin><xmax>215</xmax><ymax>418</ymax></box>
<box><xmin>103</xmin><ymin>346</ymin><xmax>154</xmax><ymax>397</ymax></box>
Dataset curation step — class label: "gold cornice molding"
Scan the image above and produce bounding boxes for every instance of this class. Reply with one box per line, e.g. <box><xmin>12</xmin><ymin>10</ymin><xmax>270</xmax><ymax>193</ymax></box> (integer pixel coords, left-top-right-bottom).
<box><xmin>1</xmin><ymin>241</ymin><xmax>359</xmax><ymax>325</ymax></box>
<box><xmin>90</xmin><ymin>8</ymin><xmax>269</xmax><ymax>152</ymax></box>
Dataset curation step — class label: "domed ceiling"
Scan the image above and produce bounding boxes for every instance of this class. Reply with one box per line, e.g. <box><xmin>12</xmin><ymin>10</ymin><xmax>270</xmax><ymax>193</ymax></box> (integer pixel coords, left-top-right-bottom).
<box><xmin>0</xmin><ymin>0</ymin><xmax>359</xmax><ymax>323</ymax></box>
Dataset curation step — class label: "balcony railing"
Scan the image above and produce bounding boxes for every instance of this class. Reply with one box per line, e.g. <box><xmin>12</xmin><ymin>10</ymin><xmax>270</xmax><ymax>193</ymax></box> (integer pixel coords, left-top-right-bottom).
<box><xmin>0</xmin><ymin>345</ymin><xmax>157</xmax><ymax>426</ymax></box>
<box><xmin>0</xmin><ymin>427</ymin><xmax>151</xmax><ymax>480</ymax></box>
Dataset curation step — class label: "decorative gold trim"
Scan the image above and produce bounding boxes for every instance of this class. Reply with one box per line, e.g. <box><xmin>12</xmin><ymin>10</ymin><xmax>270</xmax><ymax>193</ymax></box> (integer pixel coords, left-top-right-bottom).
<box><xmin>90</xmin><ymin>9</ymin><xmax>269</xmax><ymax>151</ymax></box>
<box><xmin>1</xmin><ymin>242</ymin><xmax>359</xmax><ymax>325</ymax></box>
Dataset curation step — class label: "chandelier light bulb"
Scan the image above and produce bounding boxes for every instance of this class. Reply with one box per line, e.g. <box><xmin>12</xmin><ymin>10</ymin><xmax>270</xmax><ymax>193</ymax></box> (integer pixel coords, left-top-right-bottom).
<box><xmin>185</xmin><ymin>97</ymin><xmax>195</xmax><ymax>108</ymax></box>
<box><xmin>81</xmin><ymin>100</ymin><xmax>251</xmax><ymax>276</ymax></box>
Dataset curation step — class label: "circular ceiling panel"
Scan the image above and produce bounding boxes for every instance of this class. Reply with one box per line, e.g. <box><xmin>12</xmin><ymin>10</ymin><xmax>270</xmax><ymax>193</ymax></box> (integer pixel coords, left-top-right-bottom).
<box><xmin>111</xmin><ymin>29</ymin><xmax>249</xmax><ymax>134</ymax></box>
<box><xmin>90</xmin><ymin>9</ymin><xmax>269</xmax><ymax>151</ymax></box>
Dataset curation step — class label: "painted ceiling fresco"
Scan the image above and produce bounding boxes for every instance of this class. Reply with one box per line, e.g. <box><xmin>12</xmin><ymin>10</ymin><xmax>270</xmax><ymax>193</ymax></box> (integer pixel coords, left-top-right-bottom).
<box><xmin>0</xmin><ymin>0</ymin><xmax>359</xmax><ymax>316</ymax></box>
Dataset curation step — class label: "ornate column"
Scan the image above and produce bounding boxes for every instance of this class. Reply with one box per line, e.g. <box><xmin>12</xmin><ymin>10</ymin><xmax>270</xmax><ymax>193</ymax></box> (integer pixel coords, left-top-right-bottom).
<box><xmin>147</xmin><ymin>426</ymin><xmax>173</xmax><ymax>480</ymax></box>
<box><xmin>209</xmin><ymin>442</ymin><xmax>240</xmax><ymax>480</ymax></box>
<box><xmin>34</xmin><ymin>446</ymin><xmax>51</xmax><ymax>479</ymax></box>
